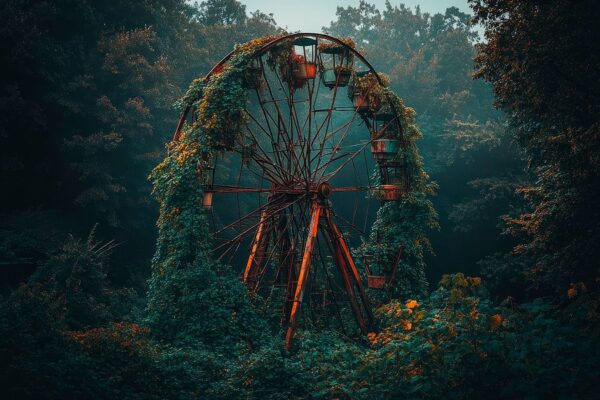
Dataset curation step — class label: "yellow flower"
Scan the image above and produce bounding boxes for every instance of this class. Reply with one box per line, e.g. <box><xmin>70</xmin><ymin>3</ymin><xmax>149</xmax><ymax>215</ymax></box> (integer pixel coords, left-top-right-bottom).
<box><xmin>567</xmin><ymin>287</ymin><xmax>577</xmax><ymax>299</ymax></box>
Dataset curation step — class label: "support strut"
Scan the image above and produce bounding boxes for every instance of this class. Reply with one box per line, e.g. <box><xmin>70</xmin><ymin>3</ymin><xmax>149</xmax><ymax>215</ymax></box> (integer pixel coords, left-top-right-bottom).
<box><xmin>243</xmin><ymin>210</ymin><xmax>269</xmax><ymax>291</ymax></box>
<box><xmin>325</xmin><ymin>208</ymin><xmax>375</xmax><ymax>326</ymax></box>
<box><xmin>285</xmin><ymin>202</ymin><xmax>321</xmax><ymax>351</ymax></box>
<box><xmin>283</xmin><ymin>200</ymin><xmax>375</xmax><ymax>351</ymax></box>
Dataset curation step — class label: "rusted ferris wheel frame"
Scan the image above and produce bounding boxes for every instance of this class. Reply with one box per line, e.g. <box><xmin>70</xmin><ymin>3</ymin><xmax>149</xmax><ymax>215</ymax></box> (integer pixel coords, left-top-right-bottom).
<box><xmin>172</xmin><ymin>32</ymin><xmax>399</xmax><ymax>142</ymax></box>
<box><xmin>170</xmin><ymin>33</ymin><xmax>404</xmax><ymax>351</ymax></box>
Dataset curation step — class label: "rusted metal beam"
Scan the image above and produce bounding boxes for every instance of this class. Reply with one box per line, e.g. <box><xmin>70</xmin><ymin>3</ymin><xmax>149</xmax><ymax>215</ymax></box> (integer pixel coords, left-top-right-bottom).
<box><xmin>325</xmin><ymin>208</ymin><xmax>375</xmax><ymax>326</ymax></box>
<box><xmin>207</xmin><ymin>184</ymin><xmax>372</xmax><ymax>194</ymax></box>
<box><xmin>284</xmin><ymin>202</ymin><xmax>321</xmax><ymax>351</ymax></box>
<box><xmin>243</xmin><ymin>210</ymin><xmax>269</xmax><ymax>289</ymax></box>
<box><xmin>329</xmin><ymin>229</ymin><xmax>368</xmax><ymax>335</ymax></box>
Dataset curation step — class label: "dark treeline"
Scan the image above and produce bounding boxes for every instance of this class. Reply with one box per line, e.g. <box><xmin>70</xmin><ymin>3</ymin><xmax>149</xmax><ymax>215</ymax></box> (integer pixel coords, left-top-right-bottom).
<box><xmin>0</xmin><ymin>0</ymin><xmax>598</xmax><ymax>398</ymax></box>
<box><xmin>1</xmin><ymin>0</ymin><xmax>279</xmax><ymax>288</ymax></box>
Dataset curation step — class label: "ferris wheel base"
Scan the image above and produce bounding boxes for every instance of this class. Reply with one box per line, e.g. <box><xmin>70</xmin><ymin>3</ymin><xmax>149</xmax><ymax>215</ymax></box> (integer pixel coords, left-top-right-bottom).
<box><xmin>267</xmin><ymin>200</ymin><xmax>375</xmax><ymax>351</ymax></box>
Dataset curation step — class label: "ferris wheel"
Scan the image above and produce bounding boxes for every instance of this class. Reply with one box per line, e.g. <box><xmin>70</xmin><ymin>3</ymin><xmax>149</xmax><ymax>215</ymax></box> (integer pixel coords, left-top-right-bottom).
<box><xmin>173</xmin><ymin>33</ymin><xmax>409</xmax><ymax>350</ymax></box>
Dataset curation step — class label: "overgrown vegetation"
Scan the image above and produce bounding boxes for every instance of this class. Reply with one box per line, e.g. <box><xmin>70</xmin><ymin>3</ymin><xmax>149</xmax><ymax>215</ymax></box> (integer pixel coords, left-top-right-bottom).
<box><xmin>1</xmin><ymin>0</ymin><xmax>599</xmax><ymax>398</ymax></box>
<box><xmin>325</xmin><ymin>1</ymin><xmax>527</xmax><ymax>284</ymax></box>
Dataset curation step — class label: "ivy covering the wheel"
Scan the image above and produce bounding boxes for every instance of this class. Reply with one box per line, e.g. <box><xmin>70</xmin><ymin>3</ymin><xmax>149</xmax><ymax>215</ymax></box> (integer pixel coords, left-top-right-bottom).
<box><xmin>147</xmin><ymin>34</ymin><xmax>438</xmax><ymax>339</ymax></box>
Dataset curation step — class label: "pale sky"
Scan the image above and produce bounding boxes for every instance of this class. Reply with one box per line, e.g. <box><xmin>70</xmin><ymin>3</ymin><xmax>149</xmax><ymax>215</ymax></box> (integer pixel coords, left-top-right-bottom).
<box><xmin>242</xmin><ymin>0</ymin><xmax>473</xmax><ymax>32</ymax></box>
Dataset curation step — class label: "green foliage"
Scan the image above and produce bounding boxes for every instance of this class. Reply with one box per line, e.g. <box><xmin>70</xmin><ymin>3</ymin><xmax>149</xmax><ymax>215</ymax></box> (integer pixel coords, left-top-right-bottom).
<box><xmin>146</xmin><ymin>273</ymin><xmax>600</xmax><ymax>400</ymax></box>
<box><xmin>147</xmin><ymin>34</ymin><xmax>293</xmax><ymax>351</ymax></box>
<box><xmin>335</xmin><ymin>275</ymin><xmax>600</xmax><ymax>399</ymax></box>
<box><xmin>196</xmin><ymin>0</ymin><xmax>248</xmax><ymax>26</ymax></box>
<box><xmin>363</xmin><ymin>194</ymin><xmax>437</xmax><ymax>301</ymax></box>
<box><xmin>360</xmin><ymin>88</ymin><xmax>438</xmax><ymax>300</ymax></box>
<box><xmin>24</xmin><ymin>227</ymin><xmax>137</xmax><ymax>330</ymax></box>
<box><xmin>147</xmin><ymin>258</ymin><xmax>268</xmax><ymax>349</ymax></box>
<box><xmin>2</xmin><ymin>235</ymin><xmax>598</xmax><ymax>399</ymax></box>
<box><xmin>0</xmin><ymin>232</ymin><xmax>164</xmax><ymax>400</ymax></box>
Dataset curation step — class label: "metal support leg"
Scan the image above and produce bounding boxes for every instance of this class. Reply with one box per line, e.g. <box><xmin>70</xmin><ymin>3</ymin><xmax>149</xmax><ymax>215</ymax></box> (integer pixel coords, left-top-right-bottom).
<box><xmin>284</xmin><ymin>202</ymin><xmax>321</xmax><ymax>351</ymax></box>
<box><xmin>325</xmin><ymin>208</ymin><xmax>375</xmax><ymax>325</ymax></box>
<box><xmin>243</xmin><ymin>210</ymin><xmax>269</xmax><ymax>290</ymax></box>
<box><xmin>331</xmin><ymin>235</ymin><xmax>368</xmax><ymax>334</ymax></box>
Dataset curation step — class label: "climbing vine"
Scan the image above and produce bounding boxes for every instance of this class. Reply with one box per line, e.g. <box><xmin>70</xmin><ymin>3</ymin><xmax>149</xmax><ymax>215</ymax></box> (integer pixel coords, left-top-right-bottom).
<box><xmin>359</xmin><ymin>85</ymin><xmax>438</xmax><ymax>301</ymax></box>
<box><xmin>147</xmin><ymin>35</ymin><xmax>437</xmax><ymax>340</ymax></box>
<box><xmin>146</xmin><ymin>35</ymin><xmax>285</xmax><ymax>345</ymax></box>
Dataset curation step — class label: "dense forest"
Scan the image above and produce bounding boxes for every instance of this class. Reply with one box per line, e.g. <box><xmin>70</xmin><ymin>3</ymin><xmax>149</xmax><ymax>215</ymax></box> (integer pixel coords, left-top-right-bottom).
<box><xmin>1</xmin><ymin>0</ymin><xmax>598</xmax><ymax>398</ymax></box>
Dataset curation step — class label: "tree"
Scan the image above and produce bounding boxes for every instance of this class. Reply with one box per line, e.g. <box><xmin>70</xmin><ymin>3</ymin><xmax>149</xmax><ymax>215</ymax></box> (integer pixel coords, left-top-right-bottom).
<box><xmin>195</xmin><ymin>0</ymin><xmax>247</xmax><ymax>25</ymax></box>
<box><xmin>0</xmin><ymin>0</ymin><xmax>278</xmax><ymax>287</ymax></box>
<box><xmin>471</xmin><ymin>0</ymin><xmax>600</xmax><ymax>294</ymax></box>
<box><xmin>0</xmin><ymin>0</ymin><xmax>198</xmax><ymax>286</ymax></box>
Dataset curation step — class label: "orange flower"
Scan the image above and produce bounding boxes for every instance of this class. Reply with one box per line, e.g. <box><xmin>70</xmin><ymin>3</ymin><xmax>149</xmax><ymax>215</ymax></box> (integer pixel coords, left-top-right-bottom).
<box><xmin>469</xmin><ymin>277</ymin><xmax>482</xmax><ymax>287</ymax></box>
<box><xmin>406</xmin><ymin>367</ymin><xmax>423</xmax><ymax>377</ymax></box>
<box><xmin>567</xmin><ymin>282</ymin><xmax>587</xmax><ymax>299</ymax></box>
<box><xmin>490</xmin><ymin>314</ymin><xmax>502</xmax><ymax>330</ymax></box>
<box><xmin>401</xmin><ymin>320</ymin><xmax>412</xmax><ymax>331</ymax></box>
<box><xmin>469</xmin><ymin>308</ymin><xmax>479</xmax><ymax>320</ymax></box>
<box><xmin>406</xmin><ymin>299</ymin><xmax>418</xmax><ymax>309</ymax></box>
<box><xmin>367</xmin><ymin>332</ymin><xmax>378</xmax><ymax>346</ymax></box>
